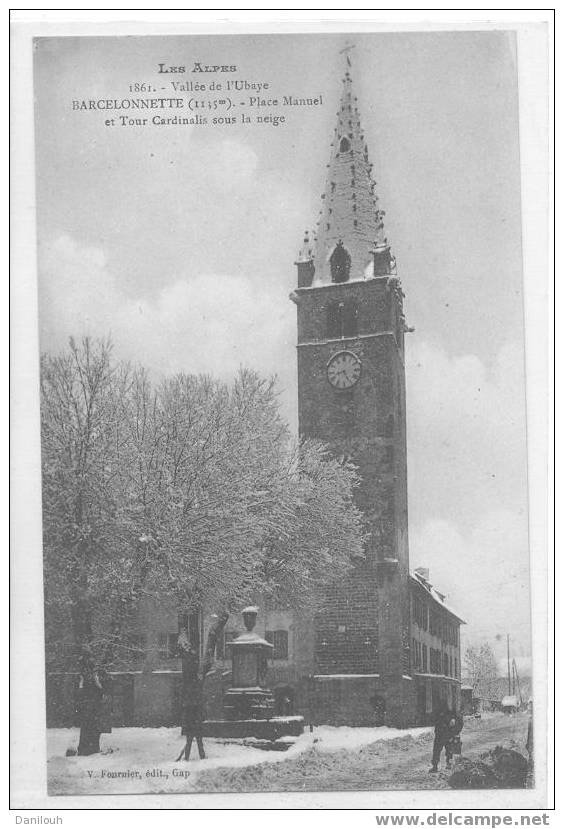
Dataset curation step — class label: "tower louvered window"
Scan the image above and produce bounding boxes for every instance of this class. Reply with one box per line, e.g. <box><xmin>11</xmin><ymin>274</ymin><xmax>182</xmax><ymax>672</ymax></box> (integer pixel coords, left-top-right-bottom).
<box><xmin>330</xmin><ymin>242</ymin><xmax>351</xmax><ymax>283</ymax></box>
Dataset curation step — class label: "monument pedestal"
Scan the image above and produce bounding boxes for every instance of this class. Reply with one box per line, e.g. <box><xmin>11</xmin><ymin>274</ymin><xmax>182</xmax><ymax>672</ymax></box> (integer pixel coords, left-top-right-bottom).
<box><xmin>205</xmin><ymin>606</ymin><xmax>304</xmax><ymax>741</ymax></box>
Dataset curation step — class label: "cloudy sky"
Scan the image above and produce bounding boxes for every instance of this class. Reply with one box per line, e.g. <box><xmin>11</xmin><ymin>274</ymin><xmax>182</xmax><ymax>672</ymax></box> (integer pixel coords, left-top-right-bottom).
<box><xmin>34</xmin><ymin>31</ymin><xmax>530</xmax><ymax>660</ymax></box>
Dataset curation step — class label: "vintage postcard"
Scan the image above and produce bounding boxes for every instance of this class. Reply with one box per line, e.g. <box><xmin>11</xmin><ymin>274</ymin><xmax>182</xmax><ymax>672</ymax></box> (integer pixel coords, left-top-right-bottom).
<box><xmin>11</xmin><ymin>17</ymin><xmax>552</xmax><ymax>811</ymax></box>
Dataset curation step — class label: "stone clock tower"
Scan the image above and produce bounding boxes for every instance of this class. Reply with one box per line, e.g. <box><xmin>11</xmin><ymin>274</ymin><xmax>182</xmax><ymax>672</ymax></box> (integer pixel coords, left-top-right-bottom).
<box><xmin>291</xmin><ymin>56</ymin><xmax>416</xmax><ymax>726</ymax></box>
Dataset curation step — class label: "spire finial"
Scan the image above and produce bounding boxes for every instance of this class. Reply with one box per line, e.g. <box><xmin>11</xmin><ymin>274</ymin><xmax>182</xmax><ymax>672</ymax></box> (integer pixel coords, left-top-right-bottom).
<box><xmin>339</xmin><ymin>42</ymin><xmax>355</xmax><ymax>70</ymax></box>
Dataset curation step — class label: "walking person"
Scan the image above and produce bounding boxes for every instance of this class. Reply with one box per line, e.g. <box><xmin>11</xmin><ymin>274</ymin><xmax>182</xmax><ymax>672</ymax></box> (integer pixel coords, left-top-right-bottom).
<box><xmin>176</xmin><ymin>628</ymin><xmax>206</xmax><ymax>761</ymax></box>
<box><xmin>429</xmin><ymin>700</ymin><xmax>463</xmax><ymax>773</ymax></box>
<box><xmin>75</xmin><ymin>647</ymin><xmax>112</xmax><ymax>756</ymax></box>
<box><xmin>174</xmin><ymin>611</ymin><xmax>229</xmax><ymax>762</ymax></box>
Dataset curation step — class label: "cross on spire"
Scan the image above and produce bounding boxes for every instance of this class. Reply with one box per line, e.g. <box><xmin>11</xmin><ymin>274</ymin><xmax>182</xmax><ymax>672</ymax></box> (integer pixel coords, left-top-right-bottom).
<box><xmin>339</xmin><ymin>42</ymin><xmax>355</xmax><ymax>68</ymax></box>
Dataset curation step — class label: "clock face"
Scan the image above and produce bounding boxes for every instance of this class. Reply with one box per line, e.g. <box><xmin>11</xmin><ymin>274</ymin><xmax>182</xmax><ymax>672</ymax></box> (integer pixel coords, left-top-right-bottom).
<box><xmin>327</xmin><ymin>351</ymin><xmax>362</xmax><ymax>389</ymax></box>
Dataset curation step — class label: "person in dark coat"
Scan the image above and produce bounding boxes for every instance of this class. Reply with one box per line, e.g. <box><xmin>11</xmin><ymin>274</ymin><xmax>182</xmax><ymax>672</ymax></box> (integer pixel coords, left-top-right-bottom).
<box><xmin>75</xmin><ymin>648</ymin><xmax>112</xmax><ymax>756</ymax></box>
<box><xmin>430</xmin><ymin>700</ymin><xmax>463</xmax><ymax>773</ymax></box>
<box><xmin>174</xmin><ymin>612</ymin><xmax>229</xmax><ymax>762</ymax></box>
<box><xmin>176</xmin><ymin>629</ymin><xmax>206</xmax><ymax>761</ymax></box>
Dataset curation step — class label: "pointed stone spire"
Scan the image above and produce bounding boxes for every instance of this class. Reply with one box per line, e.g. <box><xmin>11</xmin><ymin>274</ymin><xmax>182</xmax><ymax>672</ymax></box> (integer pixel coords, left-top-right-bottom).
<box><xmin>307</xmin><ymin>50</ymin><xmax>392</xmax><ymax>285</ymax></box>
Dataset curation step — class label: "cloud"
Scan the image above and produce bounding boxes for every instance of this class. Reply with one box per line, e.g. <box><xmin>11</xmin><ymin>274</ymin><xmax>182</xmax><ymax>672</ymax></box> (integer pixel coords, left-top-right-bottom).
<box><xmin>405</xmin><ymin>339</ymin><xmax>528</xmax><ymax>531</ymax></box>
<box><xmin>39</xmin><ymin>233</ymin><xmax>297</xmax><ymax>420</ymax></box>
<box><xmin>115</xmin><ymin>272</ymin><xmax>294</xmax><ymax>383</ymax></box>
<box><xmin>405</xmin><ymin>340</ymin><xmax>531</xmax><ymax>655</ymax></box>
<box><xmin>39</xmin><ymin>235</ymin><xmax>116</xmax><ymax>339</ymax></box>
<box><xmin>410</xmin><ymin>510</ymin><xmax>531</xmax><ymax>656</ymax></box>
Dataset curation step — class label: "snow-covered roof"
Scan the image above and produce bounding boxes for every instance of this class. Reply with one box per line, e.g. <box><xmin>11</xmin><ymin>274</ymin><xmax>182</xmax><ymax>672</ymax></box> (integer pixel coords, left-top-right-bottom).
<box><xmin>409</xmin><ymin>571</ymin><xmax>466</xmax><ymax>624</ymax></box>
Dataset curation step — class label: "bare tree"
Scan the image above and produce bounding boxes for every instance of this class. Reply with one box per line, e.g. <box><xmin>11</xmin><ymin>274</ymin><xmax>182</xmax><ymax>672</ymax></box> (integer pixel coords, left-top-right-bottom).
<box><xmin>41</xmin><ymin>337</ymin><xmax>132</xmax><ymax>659</ymax></box>
<box><xmin>464</xmin><ymin>642</ymin><xmax>499</xmax><ymax>699</ymax></box>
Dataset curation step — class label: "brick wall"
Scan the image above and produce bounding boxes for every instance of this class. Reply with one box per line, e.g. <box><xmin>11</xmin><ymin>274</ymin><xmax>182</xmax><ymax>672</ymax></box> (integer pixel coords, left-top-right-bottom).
<box><xmin>314</xmin><ymin>568</ymin><xmax>379</xmax><ymax>674</ymax></box>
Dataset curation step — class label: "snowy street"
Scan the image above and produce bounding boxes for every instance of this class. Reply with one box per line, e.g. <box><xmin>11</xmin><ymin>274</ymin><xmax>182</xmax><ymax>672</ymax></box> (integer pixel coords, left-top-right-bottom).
<box><xmin>46</xmin><ymin>712</ymin><xmax>529</xmax><ymax>795</ymax></box>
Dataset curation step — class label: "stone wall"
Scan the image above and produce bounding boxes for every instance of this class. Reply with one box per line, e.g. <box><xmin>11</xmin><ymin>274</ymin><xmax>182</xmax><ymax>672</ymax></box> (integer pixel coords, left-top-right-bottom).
<box><xmin>293</xmin><ymin>275</ymin><xmax>413</xmax><ymax>724</ymax></box>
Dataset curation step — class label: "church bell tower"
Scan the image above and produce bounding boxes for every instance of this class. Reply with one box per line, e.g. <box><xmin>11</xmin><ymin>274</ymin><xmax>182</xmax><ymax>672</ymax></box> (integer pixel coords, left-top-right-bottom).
<box><xmin>291</xmin><ymin>53</ymin><xmax>416</xmax><ymax>726</ymax></box>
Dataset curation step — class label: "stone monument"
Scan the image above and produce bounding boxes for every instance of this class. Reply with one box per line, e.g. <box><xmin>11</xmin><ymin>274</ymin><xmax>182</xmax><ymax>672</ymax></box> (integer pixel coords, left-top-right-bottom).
<box><xmin>223</xmin><ymin>606</ymin><xmax>275</xmax><ymax>720</ymax></box>
<box><xmin>203</xmin><ymin>606</ymin><xmax>304</xmax><ymax>741</ymax></box>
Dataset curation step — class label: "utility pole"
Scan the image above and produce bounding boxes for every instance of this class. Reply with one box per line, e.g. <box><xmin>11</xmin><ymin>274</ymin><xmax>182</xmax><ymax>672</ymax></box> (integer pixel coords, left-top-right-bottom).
<box><xmin>507</xmin><ymin>634</ymin><xmax>511</xmax><ymax>696</ymax></box>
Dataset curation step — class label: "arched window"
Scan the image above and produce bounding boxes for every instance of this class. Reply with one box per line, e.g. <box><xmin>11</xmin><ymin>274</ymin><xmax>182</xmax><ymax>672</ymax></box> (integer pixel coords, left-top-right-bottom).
<box><xmin>330</xmin><ymin>242</ymin><xmax>351</xmax><ymax>284</ymax></box>
<box><xmin>339</xmin><ymin>136</ymin><xmax>351</xmax><ymax>153</ymax></box>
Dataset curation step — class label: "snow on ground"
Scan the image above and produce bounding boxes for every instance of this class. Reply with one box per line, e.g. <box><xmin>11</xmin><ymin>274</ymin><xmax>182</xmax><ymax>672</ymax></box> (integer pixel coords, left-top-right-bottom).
<box><xmin>47</xmin><ymin>723</ymin><xmax>433</xmax><ymax>795</ymax></box>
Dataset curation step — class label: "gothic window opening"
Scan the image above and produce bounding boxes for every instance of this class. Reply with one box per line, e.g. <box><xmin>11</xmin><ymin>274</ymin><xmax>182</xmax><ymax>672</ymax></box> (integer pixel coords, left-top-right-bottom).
<box><xmin>339</xmin><ymin>136</ymin><xmax>350</xmax><ymax>153</ymax></box>
<box><xmin>330</xmin><ymin>242</ymin><xmax>351</xmax><ymax>283</ymax></box>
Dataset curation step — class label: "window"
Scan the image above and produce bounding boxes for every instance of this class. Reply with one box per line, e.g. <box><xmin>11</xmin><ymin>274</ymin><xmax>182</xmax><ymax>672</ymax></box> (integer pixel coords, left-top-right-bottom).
<box><xmin>343</xmin><ymin>302</ymin><xmax>358</xmax><ymax>336</ymax></box>
<box><xmin>430</xmin><ymin>647</ymin><xmax>442</xmax><ymax>674</ymax></box>
<box><xmin>330</xmin><ymin>242</ymin><xmax>351</xmax><ymax>283</ymax></box>
<box><xmin>412</xmin><ymin>639</ymin><xmax>422</xmax><ymax>671</ymax></box>
<box><xmin>422</xmin><ymin>644</ymin><xmax>428</xmax><ymax>672</ymax></box>
<box><xmin>454</xmin><ymin>657</ymin><xmax>458</xmax><ymax>679</ymax></box>
<box><xmin>178</xmin><ymin>610</ymin><xmax>201</xmax><ymax>654</ymax></box>
<box><xmin>443</xmin><ymin>653</ymin><xmax>449</xmax><ymax>676</ymax></box>
<box><xmin>128</xmin><ymin>633</ymin><xmax>146</xmax><ymax>661</ymax></box>
<box><xmin>158</xmin><ymin>632</ymin><xmax>178</xmax><ymax>659</ymax></box>
<box><xmin>413</xmin><ymin>596</ymin><xmax>428</xmax><ymax>631</ymax></box>
<box><xmin>430</xmin><ymin>611</ymin><xmax>442</xmax><ymax>638</ymax></box>
<box><xmin>327</xmin><ymin>301</ymin><xmax>358</xmax><ymax>338</ymax></box>
<box><xmin>216</xmin><ymin>629</ymin><xmax>238</xmax><ymax>660</ymax></box>
<box><xmin>265</xmin><ymin>629</ymin><xmax>289</xmax><ymax>660</ymax></box>
<box><xmin>339</xmin><ymin>136</ymin><xmax>351</xmax><ymax>153</ymax></box>
<box><xmin>327</xmin><ymin>302</ymin><xmax>343</xmax><ymax>338</ymax></box>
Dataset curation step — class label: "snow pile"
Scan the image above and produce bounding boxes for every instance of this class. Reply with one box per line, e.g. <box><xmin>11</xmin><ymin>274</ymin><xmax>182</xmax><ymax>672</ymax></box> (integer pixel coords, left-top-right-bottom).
<box><xmin>47</xmin><ymin>723</ymin><xmax>433</xmax><ymax>795</ymax></box>
<box><xmin>311</xmin><ymin>725</ymin><xmax>431</xmax><ymax>753</ymax></box>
